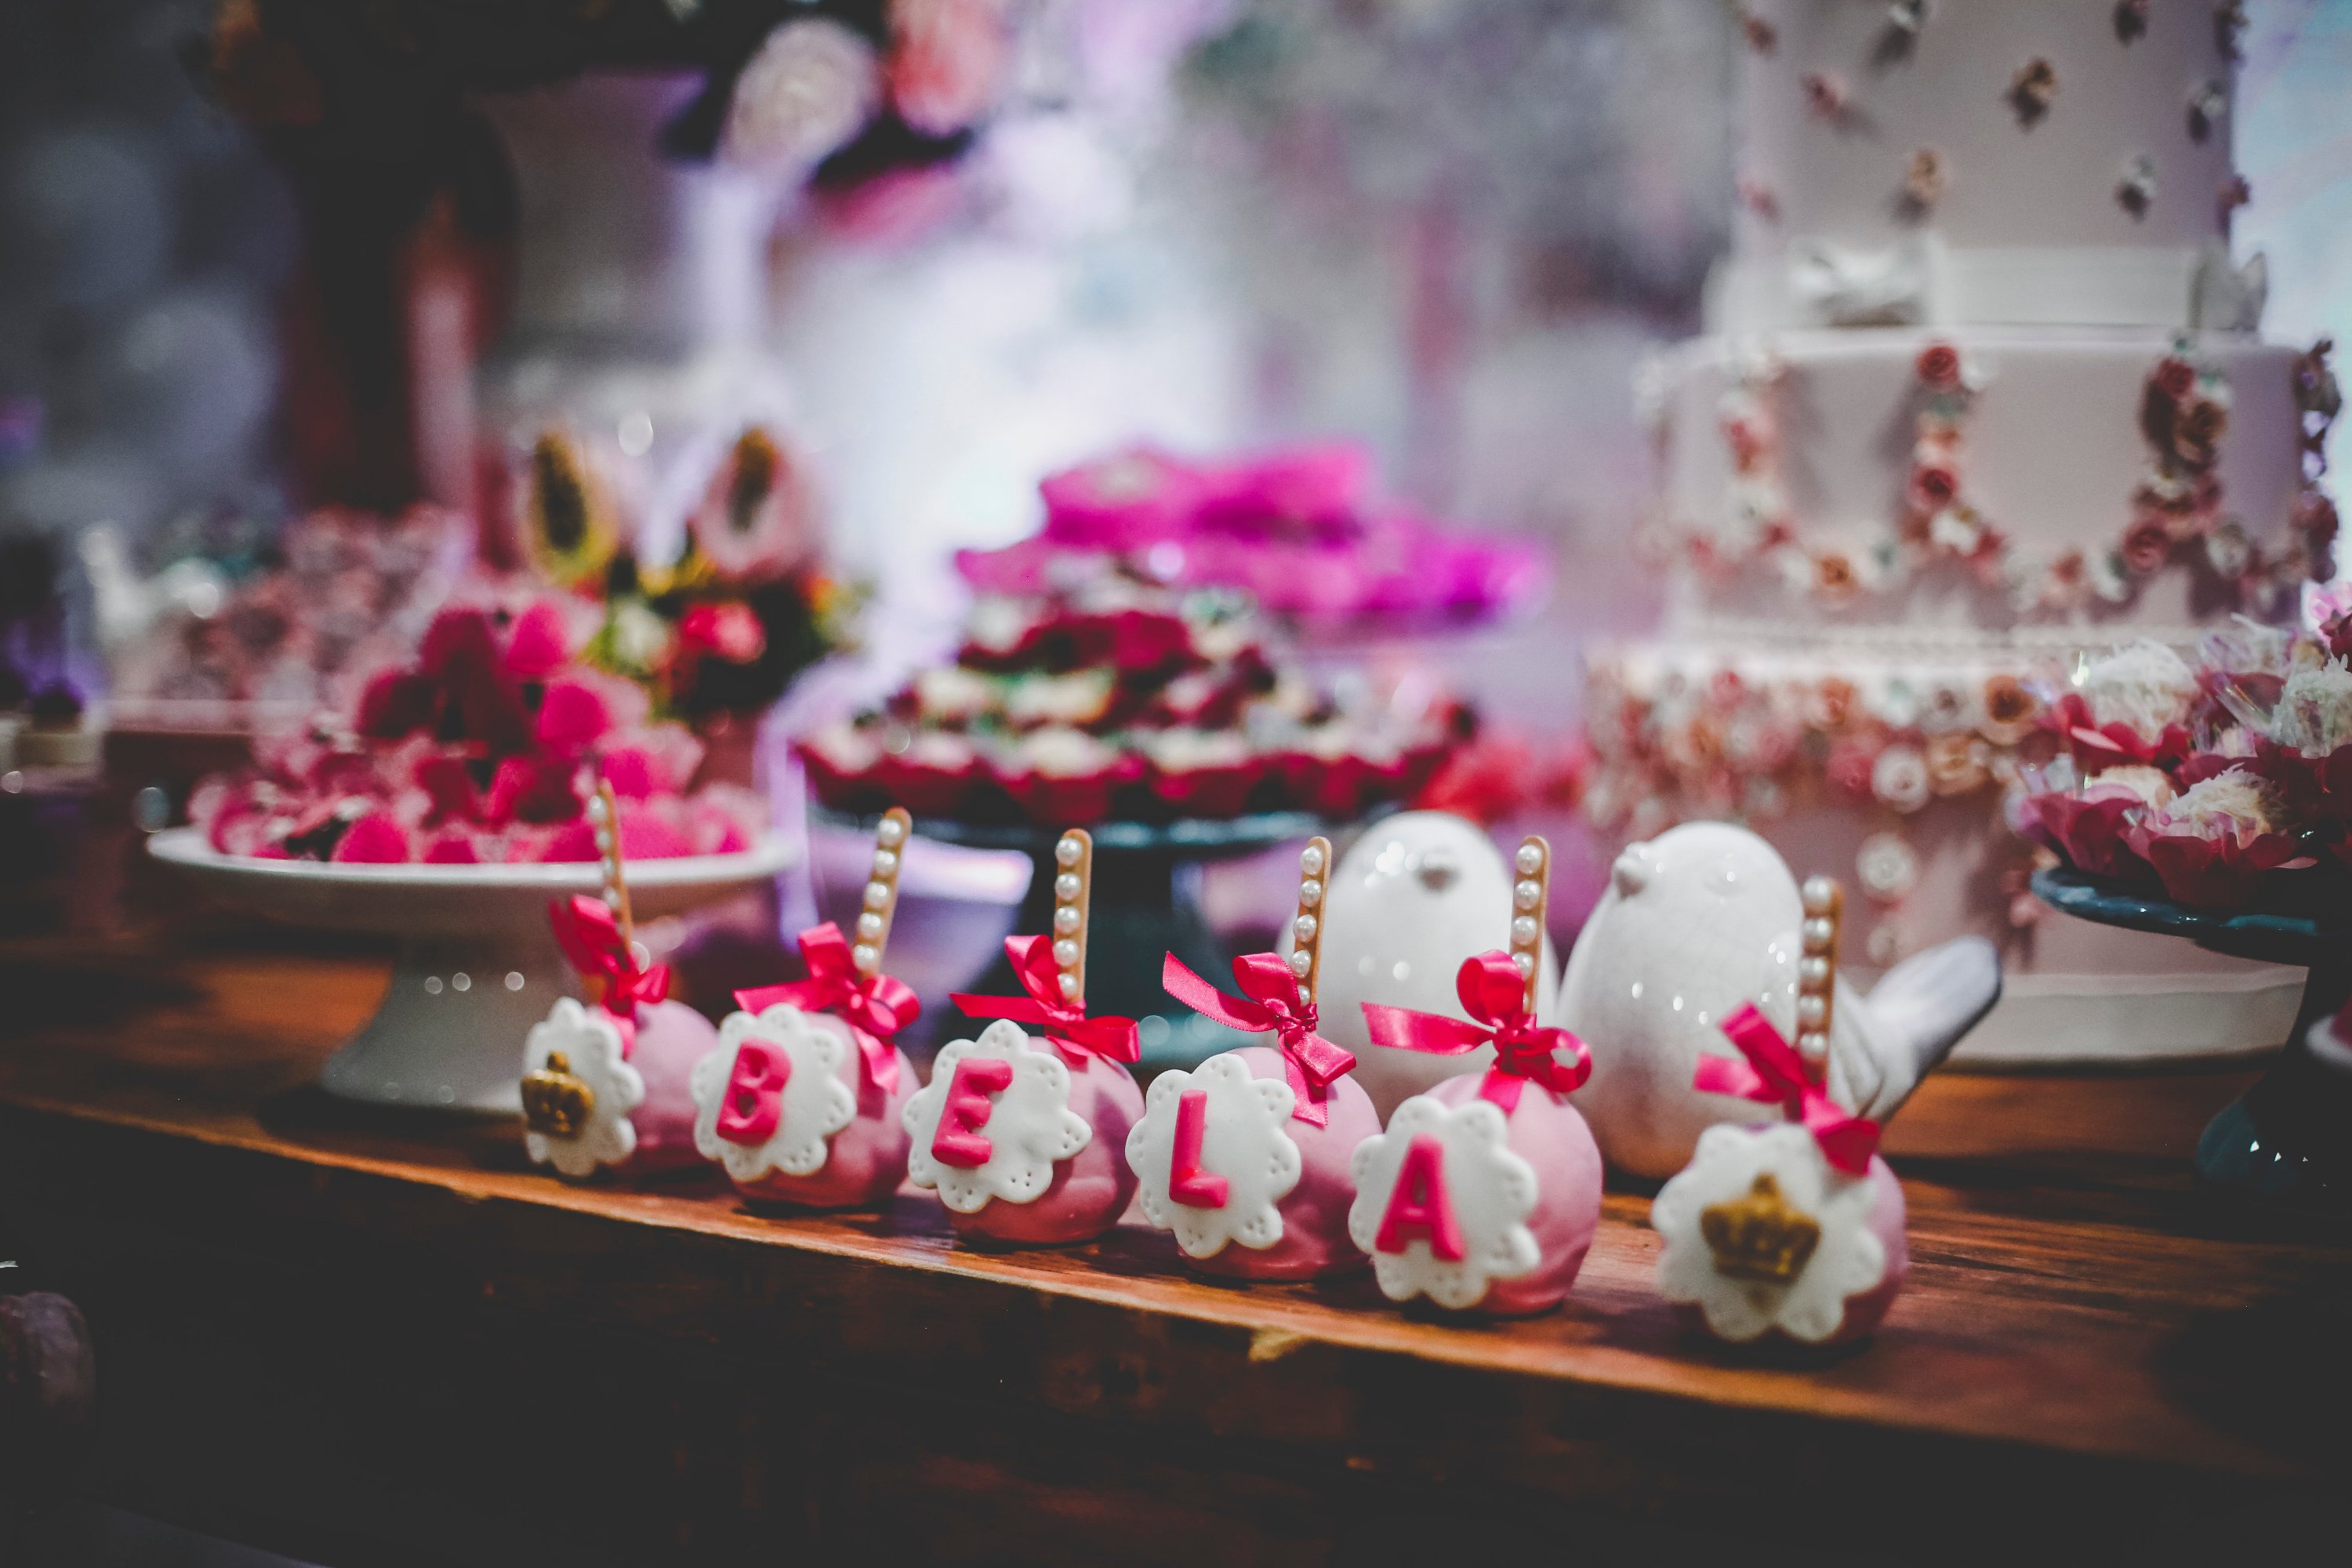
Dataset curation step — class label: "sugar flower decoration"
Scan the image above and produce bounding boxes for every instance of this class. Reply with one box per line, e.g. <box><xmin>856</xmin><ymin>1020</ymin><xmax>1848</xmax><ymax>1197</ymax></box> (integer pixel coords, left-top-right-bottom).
<box><xmin>902</xmin><ymin>1020</ymin><xmax>1092</xmax><ymax>1212</ymax></box>
<box><xmin>691</xmin><ymin>1004</ymin><xmax>858</xmax><ymax>1184</ymax></box>
<box><xmin>1653</xmin><ymin>1122</ymin><xmax>1889</xmax><ymax>1344</ymax></box>
<box><xmin>2268</xmin><ymin>656</ymin><xmax>2352</xmax><ymax>754</ymax></box>
<box><xmin>1348</xmin><ymin>1094</ymin><xmax>1540</xmax><ymax>1310</ymax></box>
<box><xmin>2078</xmin><ymin>641</ymin><xmax>2200</xmax><ymax>740</ymax></box>
<box><xmin>1125</xmin><ymin>1054</ymin><xmax>1302</xmax><ymax>1260</ymax></box>
<box><xmin>523</xmin><ymin>999</ymin><xmax>644</xmax><ymax>1178</ymax></box>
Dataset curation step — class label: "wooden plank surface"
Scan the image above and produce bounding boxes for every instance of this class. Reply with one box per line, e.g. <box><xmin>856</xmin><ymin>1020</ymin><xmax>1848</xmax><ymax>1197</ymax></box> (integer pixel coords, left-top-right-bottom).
<box><xmin>2</xmin><ymin>928</ymin><xmax>2347</xmax><ymax>1564</ymax></box>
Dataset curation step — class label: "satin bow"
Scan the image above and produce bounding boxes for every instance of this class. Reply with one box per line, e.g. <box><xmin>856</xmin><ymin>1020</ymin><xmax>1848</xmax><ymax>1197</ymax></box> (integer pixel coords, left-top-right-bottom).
<box><xmin>1160</xmin><ymin>953</ymin><xmax>1356</xmax><ymax>1126</ymax></box>
<box><xmin>1359</xmin><ymin>951</ymin><xmax>1589</xmax><ymax>1112</ymax></box>
<box><xmin>735</xmin><ymin>921</ymin><xmax>920</xmax><ymax>1096</ymax></box>
<box><xmin>953</xmin><ymin>935</ymin><xmax>1141</xmax><ymax>1068</ymax></box>
<box><xmin>1695</xmin><ymin>1003</ymin><xmax>1881</xmax><ymax>1176</ymax></box>
<box><xmin>546</xmin><ymin>895</ymin><xmax>670</xmax><ymax>1054</ymax></box>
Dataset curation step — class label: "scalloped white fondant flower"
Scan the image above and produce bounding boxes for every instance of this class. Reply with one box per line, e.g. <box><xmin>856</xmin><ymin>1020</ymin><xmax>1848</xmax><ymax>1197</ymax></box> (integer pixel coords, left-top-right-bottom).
<box><xmin>902</xmin><ymin>1019</ymin><xmax>1091</xmax><ymax>1213</ymax></box>
<box><xmin>524</xmin><ymin>999</ymin><xmax>644</xmax><ymax>1179</ymax></box>
<box><xmin>1652</xmin><ymin>1121</ymin><xmax>1887</xmax><ymax>1344</ymax></box>
<box><xmin>1347</xmin><ymin>1094</ymin><xmax>1540</xmax><ymax>1309</ymax></box>
<box><xmin>1124</xmin><ymin>1053</ymin><xmax>1302</xmax><ymax>1259</ymax></box>
<box><xmin>690</xmin><ymin>1004</ymin><xmax>859</xmax><ymax>1183</ymax></box>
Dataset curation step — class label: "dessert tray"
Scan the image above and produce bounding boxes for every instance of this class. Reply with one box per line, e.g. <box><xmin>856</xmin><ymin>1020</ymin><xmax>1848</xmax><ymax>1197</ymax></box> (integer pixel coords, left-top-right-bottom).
<box><xmin>149</xmin><ymin>826</ymin><xmax>790</xmax><ymax>1112</ymax></box>
<box><xmin>2033</xmin><ymin>864</ymin><xmax>2352</xmax><ymax>1203</ymax></box>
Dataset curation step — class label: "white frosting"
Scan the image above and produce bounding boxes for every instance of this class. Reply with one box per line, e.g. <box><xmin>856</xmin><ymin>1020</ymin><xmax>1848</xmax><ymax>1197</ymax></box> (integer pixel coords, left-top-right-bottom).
<box><xmin>1722</xmin><ymin>0</ymin><xmax>2243</xmax><ymax>333</ymax></box>
<box><xmin>1347</xmin><ymin>1093</ymin><xmax>1541</xmax><ymax>1309</ymax></box>
<box><xmin>902</xmin><ymin>1020</ymin><xmax>1093</xmax><ymax>1212</ymax></box>
<box><xmin>1124</xmin><ymin>1053</ymin><xmax>1302</xmax><ymax>1259</ymax></box>
<box><xmin>689</xmin><ymin>1004</ymin><xmax>858</xmax><ymax>1183</ymax></box>
<box><xmin>522</xmin><ymin>999</ymin><xmax>644</xmax><ymax>1178</ymax></box>
<box><xmin>1653</xmin><ymin>1122</ymin><xmax>1888</xmax><ymax>1344</ymax></box>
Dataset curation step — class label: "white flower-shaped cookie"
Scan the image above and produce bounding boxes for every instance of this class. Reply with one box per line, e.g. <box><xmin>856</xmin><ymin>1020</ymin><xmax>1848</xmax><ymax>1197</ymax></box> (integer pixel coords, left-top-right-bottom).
<box><xmin>1125</xmin><ymin>1053</ymin><xmax>1302</xmax><ymax>1258</ymax></box>
<box><xmin>1653</xmin><ymin>1121</ymin><xmax>1888</xmax><ymax>1344</ymax></box>
<box><xmin>1348</xmin><ymin>1094</ymin><xmax>1540</xmax><ymax>1308</ymax></box>
<box><xmin>523</xmin><ymin>998</ymin><xmax>644</xmax><ymax>1178</ymax></box>
<box><xmin>690</xmin><ymin>1003</ymin><xmax>859</xmax><ymax>1183</ymax></box>
<box><xmin>902</xmin><ymin>1020</ymin><xmax>1092</xmax><ymax>1213</ymax></box>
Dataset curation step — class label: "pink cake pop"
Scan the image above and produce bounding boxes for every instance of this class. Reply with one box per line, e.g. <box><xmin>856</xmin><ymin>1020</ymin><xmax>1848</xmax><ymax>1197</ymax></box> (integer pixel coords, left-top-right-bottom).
<box><xmin>1651</xmin><ymin>877</ymin><xmax>1909</xmax><ymax>1345</ymax></box>
<box><xmin>905</xmin><ymin>829</ymin><xmax>1145</xmax><ymax>1246</ymax></box>
<box><xmin>690</xmin><ymin>809</ymin><xmax>921</xmax><ymax>1209</ymax></box>
<box><xmin>1351</xmin><ymin>836</ymin><xmax>1604</xmax><ymax>1316</ymax></box>
<box><xmin>521</xmin><ymin>785</ymin><xmax>717</xmax><ymax>1180</ymax></box>
<box><xmin>1135</xmin><ymin>836</ymin><xmax>1377</xmax><ymax>1280</ymax></box>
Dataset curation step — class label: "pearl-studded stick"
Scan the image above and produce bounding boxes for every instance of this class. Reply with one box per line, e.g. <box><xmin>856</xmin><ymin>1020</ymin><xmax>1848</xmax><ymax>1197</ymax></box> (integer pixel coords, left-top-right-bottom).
<box><xmin>1796</xmin><ymin>875</ymin><xmax>1843</xmax><ymax>1085</ymax></box>
<box><xmin>586</xmin><ymin>779</ymin><xmax>633</xmax><ymax>951</ymax></box>
<box><xmin>1287</xmin><ymin>837</ymin><xmax>1332</xmax><ymax>1007</ymax></box>
<box><xmin>852</xmin><ymin>808</ymin><xmax>913</xmax><ymax>977</ymax></box>
<box><xmin>1050</xmin><ymin>829</ymin><xmax>1094</xmax><ymax>1007</ymax></box>
<box><xmin>1510</xmin><ymin>837</ymin><xmax>1550</xmax><ymax>1013</ymax></box>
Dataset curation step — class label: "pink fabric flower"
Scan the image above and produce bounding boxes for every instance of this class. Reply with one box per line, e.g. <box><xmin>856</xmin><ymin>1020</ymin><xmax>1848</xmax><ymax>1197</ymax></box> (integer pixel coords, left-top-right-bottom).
<box><xmin>2123</xmin><ymin>822</ymin><xmax>2310</xmax><ymax>908</ymax></box>
<box><xmin>1915</xmin><ymin>342</ymin><xmax>1963</xmax><ymax>389</ymax></box>
<box><xmin>502</xmin><ymin>601</ymin><xmax>574</xmax><ymax>680</ymax></box>
<box><xmin>421</xmin><ymin>828</ymin><xmax>481</xmax><ymax>864</ymax></box>
<box><xmin>538</xmin><ymin>804</ymin><xmax>697</xmax><ymax>862</ymax></box>
<box><xmin>2014</xmin><ymin>780</ymin><xmax>2156</xmax><ymax>880</ymax></box>
<box><xmin>332</xmin><ymin>811</ymin><xmax>412</xmax><ymax>864</ymax></box>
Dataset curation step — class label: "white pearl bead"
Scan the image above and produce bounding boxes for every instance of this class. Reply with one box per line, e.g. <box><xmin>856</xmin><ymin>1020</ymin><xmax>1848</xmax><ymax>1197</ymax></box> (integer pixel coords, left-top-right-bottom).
<box><xmin>1802</xmin><ymin>876</ymin><xmax>1838</xmax><ymax>916</ymax></box>
<box><xmin>1293</xmin><ymin>913</ymin><xmax>1318</xmax><ymax>943</ymax></box>
<box><xmin>1054</xmin><ymin>938</ymin><xmax>1080</xmax><ymax>967</ymax></box>
<box><xmin>872</xmin><ymin>849</ymin><xmax>898</xmax><ymax>878</ymax></box>
<box><xmin>1288</xmin><ymin>949</ymin><xmax>1312</xmax><ymax>976</ymax></box>
<box><xmin>851</xmin><ymin>943</ymin><xmax>879</xmax><ymax>971</ymax></box>
<box><xmin>1798</xmin><ymin>1030</ymin><xmax>1829</xmax><ymax>1062</ymax></box>
<box><xmin>1058</xmin><ymin>971</ymin><xmax>1080</xmax><ymax>1000</ymax></box>
<box><xmin>1298</xmin><ymin>985</ymin><xmax>1312</xmax><ymax>1006</ymax></box>
<box><xmin>877</xmin><ymin>815</ymin><xmax>906</xmax><ymax>847</ymax></box>
<box><xmin>593</xmin><ymin>829</ymin><xmax>612</xmax><ymax>854</ymax></box>
<box><xmin>1299</xmin><ymin>845</ymin><xmax>1325</xmax><ymax>877</ymax></box>
<box><xmin>1055</xmin><ymin>837</ymin><xmax>1083</xmax><ymax>867</ymax></box>
<box><xmin>1797</xmin><ymin>994</ymin><xmax>1828</xmax><ymax>1029</ymax></box>
<box><xmin>1512</xmin><ymin>951</ymin><xmax>1535</xmax><ymax>977</ymax></box>
<box><xmin>1802</xmin><ymin>916</ymin><xmax>1835</xmax><ymax>949</ymax></box>
<box><xmin>1298</xmin><ymin>879</ymin><xmax>1322</xmax><ymax>908</ymax></box>
<box><xmin>1054</xmin><ymin>906</ymin><xmax>1081</xmax><ymax>934</ymax></box>
<box><xmin>858</xmin><ymin>912</ymin><xmax>884</xmax><ymax>940</ymax></box>
<box><xmin>585</xmin><ymin>795</ymin><xmax>608</xmax><ymax>824</ymax></box>
<box><xmin>1054</xmin><ymin>872</ymin><xmax>1082</xmax><ymax>901</ymax></box>
<box><xmin>862</xmin><ymin>881</ymin><xmax>891</xmax><ymax>910</ymax></box>
<box><xmin>1515</xmin><ymin>843</ymin><xmax>1544</xmax><ymax>876</ymax></box>
<box><xmin>1511</xmin><ymin>915</ymin><xmax>1538</xmax><ymax>946</ymax></box>
<box><xmin>1799</xmin><ymin>956</ymin><xmax>1831</xmax><ymax>987</ymax></box>
<box><xmin>602</xmin><ymin>888</ymin><xmax>622</xmax><ymax>910</ymax></box>
<box><xmin>1514</xmin><ymin>879</ymin><xmax>1542</xmax><ymax>910</ymax></box>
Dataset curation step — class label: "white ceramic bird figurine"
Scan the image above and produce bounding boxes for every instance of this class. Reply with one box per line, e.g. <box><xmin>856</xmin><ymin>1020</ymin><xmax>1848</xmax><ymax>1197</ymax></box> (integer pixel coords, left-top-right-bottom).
<box><xmin>1559</xmin><ymin>822</ymin><xmax>1999</xmax><ymax>1180</ymax></box>
<box><xmin>1305</xmin><ymin>811</ymin><xmax>1559</xmax><ymax>1119</ymax></box>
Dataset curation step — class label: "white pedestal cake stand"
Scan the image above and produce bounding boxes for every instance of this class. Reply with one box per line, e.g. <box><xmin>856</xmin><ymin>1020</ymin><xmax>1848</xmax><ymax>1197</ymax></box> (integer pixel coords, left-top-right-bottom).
<box><xmin>148</xmin><ymin>827</ymin><xmax>791</xmax><ymax>1114</ymax></box>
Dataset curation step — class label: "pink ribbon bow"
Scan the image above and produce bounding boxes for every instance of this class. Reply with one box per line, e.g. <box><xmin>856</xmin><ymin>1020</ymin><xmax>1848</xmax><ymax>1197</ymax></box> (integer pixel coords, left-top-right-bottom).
<box><xmin>735</xmin><ymin>921</ymin><xmax>920</xmax><ymax>1096</ymax></box>
<box><xmin>1160</xmin><ymin>952</ymin><xmax>1357</xmax><ymax>1126</ymax></box>
<box><xmin>953</xmin><ymin>935</ymin><xmax>1141</xmax><ymax>1068</ymax></box>
<box><xmin>1359</xmin><ymin>951</ymin><xmax>1589</xmax><ymax>1112</ymax></box>
<box><xmin>546</xmin><ymin>895</ymin><xmax>671</xmax><ymax>1055</ymax></box>
<box><xmin>1694</xmin><ymin>1003</ymin><xmax>1882</xmax><ymax>1176</ymax></box>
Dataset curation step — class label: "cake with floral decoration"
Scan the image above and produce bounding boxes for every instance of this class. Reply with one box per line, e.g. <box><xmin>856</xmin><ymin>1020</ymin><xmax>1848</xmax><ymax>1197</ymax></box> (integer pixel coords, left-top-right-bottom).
<box><xmin>798</xmin><ymin>571</ymin><xmax>1455</xmax><ymax>826</ymax></box>
<box><xmin>1584</xmin><ymin>0</ymin><xmax>2339</xmax><ymax>1063</ymax></box>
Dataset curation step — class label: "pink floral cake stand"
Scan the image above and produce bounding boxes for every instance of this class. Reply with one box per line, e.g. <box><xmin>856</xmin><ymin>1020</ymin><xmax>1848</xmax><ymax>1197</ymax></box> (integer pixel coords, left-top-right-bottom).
<box><xmin>149</xmin><ymin>827</ymin><xmax>790</xmax><ymax>1114</ymax></box>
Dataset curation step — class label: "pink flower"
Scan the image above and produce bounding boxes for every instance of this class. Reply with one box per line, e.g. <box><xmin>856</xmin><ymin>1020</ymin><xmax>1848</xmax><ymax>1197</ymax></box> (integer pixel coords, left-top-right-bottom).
<box><xmin>2124</xmin><ymin>822</ymin><xmax>2310</xmax><ymax>908</ymax></box>
<box><xmin>2121</xmin><ymin>515</ymin><xmax>2175</xmax><ymax>573</ymax></box>
<box><xmin>537</xmin><ymin>804</ymin><xmax>696</xmax><ymax>863</ymax></box>
<box><xmin>1907</xmin><ymin>460</ymin><xmax>1961</xmax><ymax>515</ymax></box>
<box><xmin>886</xmin><ymin>0</ymin><xmax>1011</xmax><ymax>136</ymax></box>
<box><xmin>2151</xmin><ymin>358</ymin><xmax>2198</xmax><ymax>402</ymax></box>
<box><xmin>2014</xmin><ymin>779</ymin><xmax>2158</xmax><ymax>879</ymax></box>
<box><xmin>332</xmin><ymin>811</ymin><xmax>411</xmax><ymax>864</ymax></box>
<box><xmin>503</xmin><ymin>601</ymin><xmax>574</xmax><ymax>680</ymax></box>
<box><xmin>676</xmin><ymin>601</ymin><xmax>768</xmax><ymax>666</ymax></box>
<box><xmin>1915</xmin><ymin>342</ymin><xmax>1963</xmax><ymax>389</ymax></box>
<box><xmin>487</xmin><ymin>755</ymin><xmax>583</xmax><ymax>826</ymax></box>
<box><xmin>535</xmin><ymin>678</ymin><xmax>614</xmax><ymax>753</ymax></box>
<box><xmin>421</xmin><ymin>828</ymin><xmax>481</xmax><ymax>864</ymax></box>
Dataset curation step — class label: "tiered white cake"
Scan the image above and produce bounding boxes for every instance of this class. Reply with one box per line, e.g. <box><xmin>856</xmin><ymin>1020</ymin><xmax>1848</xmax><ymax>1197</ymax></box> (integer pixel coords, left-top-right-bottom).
<box><xmin>1585</xmin><ymin>0</ymin><xmax>2336</xmax><ymax>1062</ymax></box>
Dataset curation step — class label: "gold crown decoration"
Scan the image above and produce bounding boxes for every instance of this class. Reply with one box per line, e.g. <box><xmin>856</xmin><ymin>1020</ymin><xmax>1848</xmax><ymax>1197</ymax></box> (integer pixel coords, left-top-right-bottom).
<box><xmin>521</xmin><ymin>1050</ymin><xmax>595</xmax><ymax>1139</ymax></box>
<box><xmin>1699</xmin><ymin>1173</ymin><xmax>1823</xmax><ymax>1283</ymax></box>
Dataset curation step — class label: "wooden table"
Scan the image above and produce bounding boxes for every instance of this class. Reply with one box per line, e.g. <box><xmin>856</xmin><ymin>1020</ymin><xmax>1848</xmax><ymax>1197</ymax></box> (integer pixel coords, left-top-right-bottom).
<box><xmin>2</xmin><ymin>927</ymin><xmax>2347</xmax><ymax>1565</ymax></box>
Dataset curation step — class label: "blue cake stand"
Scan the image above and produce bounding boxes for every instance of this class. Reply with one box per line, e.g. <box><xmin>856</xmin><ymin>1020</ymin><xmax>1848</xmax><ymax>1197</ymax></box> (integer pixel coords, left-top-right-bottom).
<box><xmin>2032</xmin><ymin>865</ymin><xmax>2352</xmax><ymax>1203</ymax></box>
<box><xmin>815</xmin><ymin>807</ymin><xmax>1392</xmax><ymax>1069</ymax></box>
